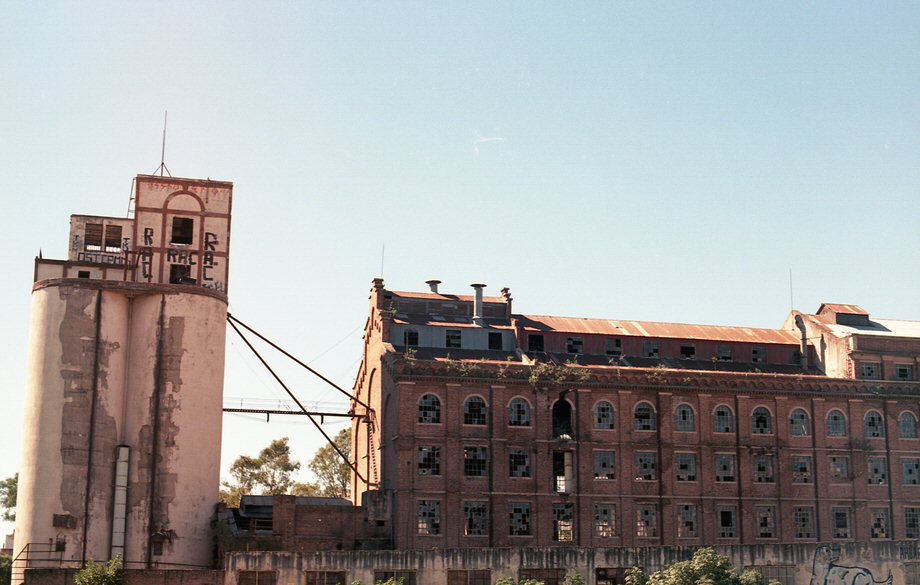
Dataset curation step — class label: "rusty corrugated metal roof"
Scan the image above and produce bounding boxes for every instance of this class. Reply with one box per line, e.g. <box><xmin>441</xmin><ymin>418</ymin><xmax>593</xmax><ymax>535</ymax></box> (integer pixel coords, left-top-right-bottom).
<box><xmin>390</xmin><ymin>290</ymin><xmax>506</xmax><ymax>303</ymax></box>
<box><xmin>517</xmin><ymin>315</ymin><xmax>800</xmax><ymax>344</ymax></box>
<box><xmin>817</xmin><ymin>303</ymin><xmax>868</xmax><ymax>316</ymax></box>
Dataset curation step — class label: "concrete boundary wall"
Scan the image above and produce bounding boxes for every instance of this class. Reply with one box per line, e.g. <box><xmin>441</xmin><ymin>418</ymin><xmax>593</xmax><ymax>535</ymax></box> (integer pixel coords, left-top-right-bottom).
<box><xmin>227</xmin><ymin>541</ymin><xmax>917</xmax><ymax>585</ymax></box>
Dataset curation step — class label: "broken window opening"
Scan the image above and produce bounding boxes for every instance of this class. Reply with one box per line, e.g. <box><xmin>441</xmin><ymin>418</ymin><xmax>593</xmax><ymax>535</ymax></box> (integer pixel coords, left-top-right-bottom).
<box><xmin>790</xmin><ymin>409</ymin><xmax>810</xmax><ymax>436</ymax></box>
<box><xmin>463</xmin><ymin>502</ymin><xmax>487</xmax><ymax>536</ymax></box>
<box><xmin>417</xmin><ymin>446</ymin><xmax>440</xmax><ymax>476</ymax></box>
<box><xmin>752</xmin><ymin>407</ymin><xmax>772</xmax><ymax>434</ymax></box>
<box><xmin>865</xmin><ymin>411</ymin><xmax>885</xmax><ymax>438</ymax></box>
<box><xmin>832</xmin><ymin>507</ymin><xmax>851</xmax><ymax>539</ymax></box>
<box><xmin>679</xmin><ymin>345</ymin><xmax>695</xmax><ymax>359</ymax></box>
<box><xmin>713</xmin><ymin>406</ymin><xmax>734</xmax><ymax>433</ymax></box>
<box><xmin>635</xmin><ymin>452</ymin><xmax>657</xmax><ymax>481</ymax></box>
<box><xmin>757</xmin><ymin>507</ymin><xmax>776</xmax><ymax>538</ymax></box>
<box><xmin>553</xmin><ymin>451</ymin><xmax>574</xmax><ymax>493</ymax></box>
<box><xmin>403</xmin><ymin>330</ymin><xmax>419</xmax><ymax>347</ymax></box>
<box><xmin>605</xmin><ymin>339</ymin><xmax>622</xmax><ymax>357</ymax></box>
<box><xmin>594</xmin><ymin>504</ymin><xmax>616</xmax><ymax>538</ymax></box>
<box><xmin>636</xmin><ymin>504</ymin><xmax>657</xmax><ymax>538</ymax></box>
<box><xmin>752</xmin><ymin>346</ymin><xmax>765</xmax><ymax>363</ymax></box>
<box><xmin>718</xmin><ymin>507</ymin><xmax>736</xmax><ymax>538</ymax></box>
<box><xmin>830</xmin><ymin>456</ymin><xmax>849</xmax><ymax>482</ymax></box>
<box><xmin>677</xmin><ymin>505</ymin><xmax>697</xmax><ymax>538</ymax></box>
<box><xmin>860</xmin><ymin>362</ymin><xmax>881</xmax><ymax>379</ymax></box>
<box><xmin>417</xmin><ymin>500</ymin><xmax>440</xmax><ymax>535</ymax></box>
<box><xmin>675</xmin><ymin>453</ymin><xmax>696</xmax><ymax>481</ymax></box>
<box><xmin>634</xmin><ymin>402</ymin><xmax>656</xmax><ymax>431</ymax></box>
<box><xmin>868</xmin><ymin>457</ymin><xmax>888</xmax><ymax>485</ymax></box>
<box><xmin>463</xmin><ymin>396</ymin><xmax>486</xmax><ymax>425</ymax></box>
<box><xmin>170</xmin><ymin>217</ymin><xmax>194</xmax><ymax>245</ymax></box>
<box><xmin>594</xmin><ymin>451</ymin><xmax>615</xmax><ymax>480</ymax></box>
<box><xmin>643</xmin><ymin>340</ymin><xmax>659</xmax><ymax>358</ymax></box>
<box><xmin>552</xmin><ymin>399</ymin><xmax>573</xmax><ymax>438</ymax></box>
<box><xmin>594</xmin><ymin>401</ymin><xmax>614</xmax><ymax>429</ymax></box>
<box><xmin>791</xmin><ymin>456</ymin><xmax>813</xmax><ymax>484</ymax></box>
<box><xmin>827</xmin><ymin>410</ymin><xmax>846</xmax><ymax>436</ymax></box>
<box><xmin>488</xmin><ymin>331</ymin><xmax>503</xmax><ymax>350</ymax></box>
<box><xmin>901</xmin><ymin>412</ymin><xmax>918</xmax><ymax>439</ymax></box>
<box><xmin>84</xmin><ymin>223</ymin><xmax>103</xmax><ymax>251</ymax></box>
<box><xmin>717</xmin><ymin>344</ymin><xmax>732</xmax><ymax>361</ymax></box>
<box><xmin>103</xmin><ymin>224</ymin><xmax>123</xmax><ymax>253</ymax></box>
<box><xmin>754</xmin><ymin>455</ymin><xmax>774</xmax><ymax>483</ymax></box>
<box><xmin>552</xmin><ymin>503</ymin><xmax>574</xmax><ymax>542</ymax></box>
<box><xmin>674</xmin><ymin>404</ymin><xmax>695</xmax><ymax>432</ymax></box>
<box><xmin>508</xmin><ymin>398</ymin><xmax>531</xmax><ymax>427</ymax></box>
<box><xmin>509</xmin><ymin>503</ymin><xmax>531</xmax><ymax>536</ymax></box>
<box><xmin>418</xmin><ymin>394</ymin><xmax>441</xmax><ymax>424</ymax></box>
<box><xmin>870</xmin><ymin>508</ymin><xmax>890</xmax><ymax>539</ymax></box>
<box><xmin>903</xmin><ymin>458</ymin><xmax>920</xmax><ymax>485</ymax></box>
<box><xmin>566</xmin><ymin>337</ymin><xmax>583</xmax><ymax>354</ymax></box>
<box><xmin>509</xmin><ymin>448</ymin><xmax>531</xmax><ymax>478</ymax></box>
<box><xmin>794</xmin><ymin>507</ymin><xmax>815</xmax><ymax>539</ymax></box>
<box><xmin>906</xmin><ymin>508</ymin><xmax>920</xmax><ymax>538</ymax></box>
<box><xmin>77</xmin><ymin>271</ymin><xmax>90</xmax><ymax>279</ymax></box>
<box><xmin>463</xmin><ymin>446</ymin><xmax>487</xmax><ymax>477</ymax></box>
<box><xmin>169</xmin><ymin>264</ymin><xmax>195</xmax><ymax>285</ymax></box>
<box><xmin>897</xmin><ymin>365</ymin><xmax>914</xmax><ymax>381</ymax></box>
<box><xmin>528</xmin><ymin>334</ymin><xmax>544</xmax><ymax>352</ymax></box>
<box><xmin>715</xmin><ymin>454</ymin><xmax>735</xmax><ymax>482</ymax></box>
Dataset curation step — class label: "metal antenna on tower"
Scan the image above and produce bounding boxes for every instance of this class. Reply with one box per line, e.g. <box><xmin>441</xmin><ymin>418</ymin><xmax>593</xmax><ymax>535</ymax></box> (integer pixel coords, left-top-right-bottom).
<box><xmin>152</xmin><ymin>111</ymin><xmax>171</xmax><ymax>177</ymax></box>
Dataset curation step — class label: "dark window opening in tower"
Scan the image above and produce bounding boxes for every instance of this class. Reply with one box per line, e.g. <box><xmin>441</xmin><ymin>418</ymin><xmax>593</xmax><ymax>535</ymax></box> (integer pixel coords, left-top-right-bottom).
<box><xmin>169</xmin><ymin>264</ymin><xmax>196</xmax><ymax>285</ymax></box>
<box><xmin>171</xmin><ymin>217</ymin><xmax>194</xmax><ymax>245</ymax></box>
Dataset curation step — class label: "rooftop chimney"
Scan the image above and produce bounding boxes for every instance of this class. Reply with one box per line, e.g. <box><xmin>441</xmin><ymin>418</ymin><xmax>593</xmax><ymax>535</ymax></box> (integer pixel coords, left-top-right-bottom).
<box><xmin>425</xmin><ymin>279</ymin><xmax>441</xmax><ymax>294</ymax></box>
<box><xmin>471</xmin><ymin>283</ymin><xmax>486</xmax><ymax>326</ymax></box>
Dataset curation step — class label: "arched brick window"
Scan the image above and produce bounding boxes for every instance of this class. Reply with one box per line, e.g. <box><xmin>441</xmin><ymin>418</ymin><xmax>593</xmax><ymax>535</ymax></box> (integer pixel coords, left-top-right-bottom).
<box><xmin>790</xmin><ymin>409</ymin><xmax>810</xmax><ymax>436</ymax></box>
<box><xmin>826</xmin><ymin>410</ymin><xmax>846</xmax><ymax>436</ymax></box>
<box><xmin>418</xmin><ymin>394</ymin><xmax>441</xmax><ymax>424</ymax></box>
<box><xmin>713</xmin><ymin>405</ymin><xmax>734</xmax><ymax>433</ymax></box>
<box><xmin>864</xmin><ymin>411</ymin><xmax>884</xmax><ymax>438</ymax></box>
<box><xmin>634</xmin><ymin>402</ymin><xmax>656</xmax><ymax>431</ymax></box>
<box><xmin>594</xmin><ymin>401</ymin><xmax>615</xmax><ymax>429</ymax></box>
<box><xmin>752</xmin><ymin>407</ymin><xmax>772</xmax><ymax>435</ymax></box>
<box><xmin>508</xmin><ymin>397</ymin><xmax>531</xmax><ymax>427</ymax></box>
<box><xmin>464</xmin><ymin>396</ymin><xmax>487</xmax><ymax>425</ymax></box>
<box><xmin>900</xmin><ymin>412</ymin><xmax>918</xmax><ymax>439</ymax></box>
<box><xmin>674</xmin><ymin>404</ymin><xmax>695</xmax><ymax>432</ymax></box>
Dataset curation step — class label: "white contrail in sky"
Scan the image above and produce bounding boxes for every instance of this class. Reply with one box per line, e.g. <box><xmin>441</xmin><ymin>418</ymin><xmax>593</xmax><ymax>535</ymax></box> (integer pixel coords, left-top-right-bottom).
<box><xmin>472</xmin><ymin>135</ymin><xmax>504</xmax><ymax>156</ymax></box>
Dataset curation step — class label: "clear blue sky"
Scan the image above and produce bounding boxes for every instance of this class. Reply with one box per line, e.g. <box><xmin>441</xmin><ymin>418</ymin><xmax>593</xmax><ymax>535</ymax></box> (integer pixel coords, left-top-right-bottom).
<box><xmin>2</xmin><ymin>2</ymin><xmax>920</xmax><ymax>537</ymax></box>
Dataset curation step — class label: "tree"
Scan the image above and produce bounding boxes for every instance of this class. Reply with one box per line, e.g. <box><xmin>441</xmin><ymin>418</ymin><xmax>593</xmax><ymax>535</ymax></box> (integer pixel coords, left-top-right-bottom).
<box><xmin>624</xmin><ymin>548</ymin><xmax>779</xmax><ymax>585</ymax></box>
<box><xmin>73</xmin><ymin>556</ymin><xmax>123</xmax><ymax>585</ymax></box>
<box><xmin>307</xmin><ymin>428</ymin><xmax>351</xmax><ymax>498</ymax></box>
<box><xmin>219</xmin><ymin>438</ymin><xmax>301</xmax><ymax>507</ymax></box>
<box><xmin>0</xmin><ymin>474</ymin><xmax>16</xmax><ymax>522</ymax></box>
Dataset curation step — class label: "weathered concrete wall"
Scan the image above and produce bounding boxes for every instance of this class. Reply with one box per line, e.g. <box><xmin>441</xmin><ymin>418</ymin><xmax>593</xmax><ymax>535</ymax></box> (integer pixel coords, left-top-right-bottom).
<box><xmin>15</xmin><ymin>282</ymin><xmax>226</xmax><ymax>575</ymax></box>
<box><xmin>227</xmin><ymin>541</ymin><xmax>916</xmax><ymax>585</ymax></box>
<box><xmin>24</xmin><ymin>568</ymin><xmax>224</xmax><ymax>585</ymax></box>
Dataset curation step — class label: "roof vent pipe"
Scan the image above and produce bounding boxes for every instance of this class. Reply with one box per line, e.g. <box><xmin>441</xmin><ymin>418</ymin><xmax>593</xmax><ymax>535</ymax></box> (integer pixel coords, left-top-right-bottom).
<box><xmin>470</xmin><ymin>283</ymin><xmax>486</xmax><ymax>326</ymax></box>
<box><xmin>794</xmin><ymin>314</ymin><xmax>809</xmax><ymax>370</ymax></box>
<box><xmin>425</xmin><ymin>279</ymin><xmax>441</xmax><ymax>294</ymax></box>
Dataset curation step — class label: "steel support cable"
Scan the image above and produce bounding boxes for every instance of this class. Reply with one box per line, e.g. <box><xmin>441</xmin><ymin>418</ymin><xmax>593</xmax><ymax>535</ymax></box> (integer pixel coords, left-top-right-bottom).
<box><xmin>227</xmin><ymin>312</ymin><xmax>371</xmax><ymax>412</ymax></box>
<box><xmin>226</xmin><ymin>317</ymin><xmax>367</xmax><ymax>485</ymax></box>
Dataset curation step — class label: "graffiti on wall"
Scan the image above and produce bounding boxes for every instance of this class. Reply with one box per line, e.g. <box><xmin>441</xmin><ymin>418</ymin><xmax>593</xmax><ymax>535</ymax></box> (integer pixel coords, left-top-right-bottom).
<box><xmin>810</xmin><ymin>546</ymin><xmax>893</xmax><ymax>585</ymax></box>
<box><xmin>77</xmin><ymin>252</ymin><xmax>127</xmax><ymax>265</ymax></box>
<box><xmin>201</xmin><ymin>231</ymin><xmax>221</xmax><ymax>288</ymax></box>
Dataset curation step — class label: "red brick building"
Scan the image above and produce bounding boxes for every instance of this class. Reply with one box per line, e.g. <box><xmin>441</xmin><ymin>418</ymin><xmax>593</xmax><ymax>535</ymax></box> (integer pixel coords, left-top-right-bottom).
<box><xmin>351</xmin><ymin>279</ymin><xmax>920</xmax><ymax>550</ymax></box>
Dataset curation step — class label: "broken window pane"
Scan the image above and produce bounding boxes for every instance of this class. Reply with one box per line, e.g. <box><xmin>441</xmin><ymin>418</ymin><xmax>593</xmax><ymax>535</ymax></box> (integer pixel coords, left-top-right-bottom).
<box><xmin>868</xmin><ymin>457</ymin><xmax>887</xmax><ymax>485</ymax></box>
<box><xmin>417</xmin><ymin>500</ymin><xmax>440</xmax><ymax>535</ymax></box>
<box><xmin>756</xmin><ymin>506</ymin><xmax>776</xmax><ymax>538</ymax></box>
<box><xmin>675</xmin><ymin>453</ymin><xmax>696</xmax><ymax>481</ymax></box>
<box><xmin>463</xmin><ymin>502</ymin><xmax>487</xmax><ymax>536</ymax></box>
<box><xmin>903</xmin><ymin>458</ymin><xmax>920</xmax><ymax>485</ymax></box>
<box><xmin>594</xmin><ymin>504</ymin><xmax>616</xmax><ymax>538</ymax></box>
<box><xmin>488</xmin><ymin>331</ymin><xmax>502</xmax><ymax>350</ymax></box>
<box><xmin>528</xmin><ymin>334</ymin><xmax>544</xmax><ymax>352</ymax></box>
<box><xmin>906</xmin><ymin>508</ymin><xmax>920</xmax><ymax>538</ymax></box>
<box><xmin>634</xmin><ymin>402</ymin><xmax>655</xmax><ymax>431</ymax></box>
<box><xmin>679</xmin><ymin>345</ymin><xmax>695</xmax><ymax>359</ymax></box>
<box><xmin>900</xmin><ymin>412</ymin><xmax>918</xmax><ymax>438</ymax></box>
<box><xmin>418</xmin><ymin>394</ymin><xmax>441</xmax><ymax>424</ymax></box>
<box><xmin>643</xmin><ymin>340</ymin><xmax>659</xmax><ymax>357</ymax></box>
<box><xmin>84</xmin><ymin>223</ymin><xmax>103</xmax><ymax>251</ymax></box>
<box><xmin>713</xmin><ymin>406</ymin><xmax>734</xmax><ymax>433</ymax></box>
<box><xmin>509</xmin><ymin>503</ymin><xmax>531</xmax><ymax>536</ymax></box>
<box><xmin>103</xmin><ymin>224</ymin><xmax>123</xmax><ymax>253</ymax></box>
<box><xmin>860</xmin><ymin>362</ymin><xmax>880</xmax><ymax>379</ymax></box>
<box><xmin>636</xmin><ymin>504</ymin><xmax>657</xmax><ymax>538</ymax></box>
<box><xmin>509</xmin><ymin>448</ymin><xmax>531</xmax><ymax>478</ymax></box>
<box><xmin>897</xmin><ymin>365</ymin><xmax>914</xmax><ymax>381</ymax></box>
<box><xmin>870</xmin><ymin>508</ymin><xmax>890</xmax><ymax>539</ymax></box>
<box><xmin>464</xmin><ymin>396</ymin><xmax>486</xmax><ymax>425</ymax></box>
<box><xmin>752</xmin><ymin>346</ymin><xmax>764</xmax><ymax>363</ymax></box>
<box><xmin>446</xmin><ymin>329</ymin><xmax>462</xmax><ymax>348</ymax></box>
<box><xmin>677</xmin><ymin>505</ymin><xmax>697</xmax><ymax>538</ymax></box>
<box><xmin>832</xmin><ymin>507</ymin><xmax>851</xmax><ymax>539</ymax></box>
<box><xmin>715</xmin><ymin>454</ymin><xmax>735</xmax><ymax>482</ymax></box>
<box><xmin>865</xmin><ymin>411</ymin><xmax>884</xmax><ymax>438</ymax></box>
<box><xmin>754</xmin><ymin>455</ymin><xmax>774</xmax><ymax>483</ymax></box>
<box><xmin>635</xmin><ymin>452</ymin><xmax>656</xmax><ymax>481</ymax></box>
<box><xmin>552</xmin><ymin>503</ymin><xmax>574</xmax><ymax>542</ymax></box>
<box><xmin>674</xmin><ymin>404</ymin><xmax>695</xmax><ymax>432</ymax></box>
<box><xmin>418</xmin><ymin>446</ymin><xmax>440</xmax><ymax>476</ymax></box>
<box><xmin>752</xmin><ymin>407</ymin><xmax>772</xmax><ymax>434</ymax></box>
<box><xmin>794</xmin><ymin>507</ymin><xmax>814</xmax><ymax>539</ymax></box>
<box><xmin>830</xmin><ymin>456</ymin><xmax>849</xmax><ymax>481</ymax></box>
<box><xmin>463</xmin><ymin>446</ymin><xmax>487</xmax><ymax>477</ymax></box>
<box><xmin>791</xmin><ymin>456</ymin><xmax>812</xmax><ymax>484</ymax></box>
<box><xmin>827</xmin><ymin>409</ymin><xmax>846</xmax><ymax>436</ymax></box>
<box><xmin>717</xmin><ymin>344</ymin><xmax>732</xmax><ymax>361</ymax></box>
<box><xmin>508</xmin><ymin>398</ymin><xmax>531</xmax><ymax>427</ymax></box>
<box><xmin>566</xmin><ymin>337</ymin><xmax>583</xmax><ymax>354</ymax></box>
<box><xmin>594</xmin><ymin>451</ymin><xmax>615</xmax><ymax>480</ymax></box>
<box><xmin>605</xmin><ymin>339</ymin><xmax>622</xmax><ymax>357</ymax></box>
<box><xmin>789</xmin><ymin>409</ymin><xmax>810</xmax><ymax>436</ymax></box>
<box><xmin>717</xmin><ymin>507</ymin><xmax>736</xmax><ymax>538</ymax></box>
<box><xmin>594</xmin><ymin>401</ymin><xmax>614</xmax><ymax>429</ymax></box>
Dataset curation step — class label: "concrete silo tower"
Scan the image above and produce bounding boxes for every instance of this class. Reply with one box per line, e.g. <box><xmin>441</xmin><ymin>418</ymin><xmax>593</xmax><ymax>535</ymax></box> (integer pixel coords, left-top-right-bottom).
<box><xmin>14</xmin><ymin>175</ymin><xmax>232</xmax><ymax>577</ymax></box>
